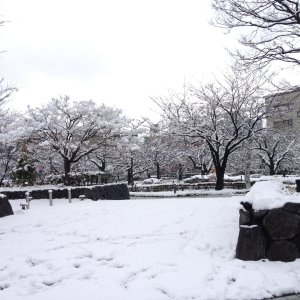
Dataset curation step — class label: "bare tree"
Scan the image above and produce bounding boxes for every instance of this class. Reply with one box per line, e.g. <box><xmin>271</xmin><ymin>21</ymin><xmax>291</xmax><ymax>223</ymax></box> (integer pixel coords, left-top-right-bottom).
<box><xmin>0</xmin><ymin>80</ymin><xmax>17</xmax><ymax>105</ymax></box>
<box><xmin>212</xmin><ymin>0</ymin><xmax>300</xmax><ymax>67</ymax></box>
<box><xmin>155</xmin><ymin>66</ymin><xmax>274</xmax><ymax>190</ymax></box>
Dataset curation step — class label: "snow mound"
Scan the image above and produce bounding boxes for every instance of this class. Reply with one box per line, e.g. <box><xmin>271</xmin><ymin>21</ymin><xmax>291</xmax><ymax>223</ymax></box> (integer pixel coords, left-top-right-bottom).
<box><xmin>245</xmin><ymin>180</ymin><xmax>297</xmax><ymax>210</ymax></box>
<box><xmin>141</xmin><ymin>178</ymin><xmax>162</xmax><ymax>185</ymax></box>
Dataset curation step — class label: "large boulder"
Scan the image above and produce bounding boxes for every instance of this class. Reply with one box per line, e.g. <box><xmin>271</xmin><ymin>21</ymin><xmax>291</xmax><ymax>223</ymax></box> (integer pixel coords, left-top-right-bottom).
<box><xmin>236</xmin><ymin>225</ymin><xmax>266</xmax><ymax>260</ymax></box>
<box><xmin>266</xmin><ymin>241</ymin><xmax>299</xmax><ymax>262</ymax></box>
<box><xmin>0</xmin><ymin>195</ymin><xmax>14</xmax><ymax>218</ymax></box>
<box><xmin>283</xmin><ymin>202</ymin><xmax>300</xmax><ymax>215</ymax></box>
<box><xmin>102</xmin><ymin>184</ymin><xmax>130</xmax><ymax>200</ymax></box>
<box><xmin>263</xmin><ymin>208</ymin><xmax>300</xmax><ymax>240</ymax></box>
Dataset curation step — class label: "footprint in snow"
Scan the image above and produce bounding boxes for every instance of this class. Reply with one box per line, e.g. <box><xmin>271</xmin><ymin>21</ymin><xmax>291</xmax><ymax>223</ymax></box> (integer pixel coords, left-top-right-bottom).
<box><xmin>43</xmin><ymin>279</ymin><xmax>60</xmax><ymax>287</ymax></box>
<box><xmin>113</xmin><ymin>264</ymin><xmax>125</xmax><ymax>268</ymax></box>
<box><xmin>26</xmin><ymin>257</ymin><xmax>45</xmax><ymax>267</ymax></box>
<box><xmin>95</xmin><ymin>256</ymin><xmax>113</xmax><ymax>262</ymax></box>
<box><xmin>0</xmin><ymin>282</ymin><xmax>10</xmax><ymax>290</ymax></box>
<box><xmin>73</xmin><ymin>263</ymin><xmax>81</xmax><ymax>268</ymax></box>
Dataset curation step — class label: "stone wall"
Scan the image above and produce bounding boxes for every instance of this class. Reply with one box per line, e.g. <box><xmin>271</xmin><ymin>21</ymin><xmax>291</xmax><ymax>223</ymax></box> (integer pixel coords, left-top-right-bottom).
<box><xmin>2</xmin><ymin>184</ymin><xmax>130</xmax><ymax>201</ymax></box>
<box><xmin>236</xmin><ymin>201</ymin><xmax>300</xmax><ymax>262</ymax></box>
<box><xmin>129</xmin><ymin>182</ymin><xmax>247</xmax><ymax>192</ymax></box>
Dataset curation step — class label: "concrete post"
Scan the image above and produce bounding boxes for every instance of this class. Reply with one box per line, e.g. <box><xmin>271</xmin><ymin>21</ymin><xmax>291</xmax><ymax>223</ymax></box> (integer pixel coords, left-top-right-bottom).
<box><xmin>68</xmin><ymin>188</ymin><xmax>72</xmax><ymax>203</ymax></box>
<box><xmin>244</xmin><ymin>150</ymin><xmax>251</xmax><ymax>190</ymax></box>
<box><xmin>25</xmin><ymin>191</ymin><xmax>30</xmax><ymax>209</ymax></box>
<box><xmin>48</xmin><ymin>190</ymin><xmax>53</xmax><ymax>206</ymax></box>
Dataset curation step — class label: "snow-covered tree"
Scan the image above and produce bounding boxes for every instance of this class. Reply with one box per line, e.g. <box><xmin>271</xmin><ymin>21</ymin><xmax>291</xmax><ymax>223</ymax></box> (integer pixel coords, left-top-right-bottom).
<box><xmin>180</xmin><ymin>139</ymin><xmax>212</xmax><ymax>176</ymax></box>
<box><xmin>0</xmin><ymin>115</ymin><xmax>22</xmax><ymax>186</ymax></box>
<box><xmin>0</xmin><ymin>81</ymin><xmax>19</xmax><ymax>186</ymax></box>
<box><xmin>141</xmin><ymin>122</ymin><xmax>178</xmax><ymax>179</ymax></box>
<box><xmin>155</xmin><ymin>66</ymin><xmax>275</xmax><ymax>190</ymax></box>
<box><xmin>26</xmin><ymin>96</ymin><xmax>126</xmax><ymax>185</ymax></box>
<box><xmin>253</xmin><ymin>130</ymin><xmax>296</xmax><ymax>175</ymax></box>
<box><xmin>12</xmin><ymin>143</ymin><xmax>37</xmax><ymax>186</ymax></box>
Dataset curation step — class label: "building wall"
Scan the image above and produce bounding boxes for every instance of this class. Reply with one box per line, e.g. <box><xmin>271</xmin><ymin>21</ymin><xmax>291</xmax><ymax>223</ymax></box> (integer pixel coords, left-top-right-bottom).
<box><xmin>265</xmin><ymin>89</ymin><xmax>300</xmax><ymax>131</ymax></box>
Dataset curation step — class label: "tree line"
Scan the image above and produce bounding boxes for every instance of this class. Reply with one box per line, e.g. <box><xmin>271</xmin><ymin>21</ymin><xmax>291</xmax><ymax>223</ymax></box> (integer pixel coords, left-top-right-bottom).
<box><xmin>0</xmin><ymin>73</ymin><xmax>299</xmax><ymax>190</ymax></box>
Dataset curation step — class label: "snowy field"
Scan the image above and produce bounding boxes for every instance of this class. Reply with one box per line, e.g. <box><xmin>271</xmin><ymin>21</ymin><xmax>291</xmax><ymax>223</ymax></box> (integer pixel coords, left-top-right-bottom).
<box><xmin>1</xmin><ymin>197</ymin><xmax>300</xmax><ymax>300</ymax></box>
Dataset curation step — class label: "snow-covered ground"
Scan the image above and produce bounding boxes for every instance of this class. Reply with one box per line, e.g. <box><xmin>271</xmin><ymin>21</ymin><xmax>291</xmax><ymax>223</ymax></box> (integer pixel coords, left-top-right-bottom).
<box><xmin>1</xmin><ymin>197</ymin><xmax>300</xmax><ymax>300</ymax></box>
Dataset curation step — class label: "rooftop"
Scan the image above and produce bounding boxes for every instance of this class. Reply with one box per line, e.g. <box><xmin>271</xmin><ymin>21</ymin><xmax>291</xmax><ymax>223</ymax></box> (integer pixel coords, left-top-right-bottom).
<box><xmin>265</xmin><ymin>86</ymin><xmax>300</xmax><ymax>99</ymax></box>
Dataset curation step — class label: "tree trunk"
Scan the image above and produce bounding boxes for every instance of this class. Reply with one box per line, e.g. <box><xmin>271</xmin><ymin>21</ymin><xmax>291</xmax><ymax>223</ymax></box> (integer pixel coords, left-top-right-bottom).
<box><xmin>269</xmin><ymin>168</ymin><xmax>275</xmax><ymax>176</ymax></box>
<box><xmin>178</xmin><ymin>164</ymin><xmax>183</xmax><ymax>181</ymax></box>
<box><xmin>101</xmin><ymin>160</ymin><xmax>106</xmax><ymax>172</ymax></box>
<box><xmin>202</xmin><ymin>162</ymin><xmax>209</xmax><ymax>175</ymax></box>
<box><xmin>155</xmin><ymin>162</ymin><xmax>161</xmax><ymax>179</ymax></box>
<box><xmin>269</xmin><ymin>161</ymin><xmax>275</xmax><ymax>175</ymax></box>
<box><xmin>127</xmin><ymin>157</ymin><xmax>134</xmax><ymax>185</ymax></box>
<box><xmin>0</xmin><ymin>176</ymin><xmax>4</xmax><ymax>187</ymax></box>
<box><xmin>64</xmin><ymin>159</ymin><xmax>71</xmax><ymax>185</ymax></box>
<box><xmin>215</xmin><ymin>167</ymin><xmax>225</xmax><ymax>190</ymax></box>
<box><xmin>127</xmin><ymin>168</ymin><xmax>133</xmax><ymax>185</ymax></box>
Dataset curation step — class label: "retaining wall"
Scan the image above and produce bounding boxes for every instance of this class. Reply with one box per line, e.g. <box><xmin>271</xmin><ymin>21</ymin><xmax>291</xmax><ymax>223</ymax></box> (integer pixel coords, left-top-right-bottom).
<box><xmin>2</xmin><ymin>184</ymin><xmax>130</xmax><ymax>201</ymax></box>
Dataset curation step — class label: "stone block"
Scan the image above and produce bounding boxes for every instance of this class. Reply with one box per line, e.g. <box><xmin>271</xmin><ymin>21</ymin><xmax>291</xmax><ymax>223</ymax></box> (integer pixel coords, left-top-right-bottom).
<box><xmin>266</xmin><ymin>241</ymin><xmax>299</xmax><ymax>262</ymax></box>
<box><xmin>239</xmin><ymin>209</ymin><xmax>251</xmax><ymax>226</ymax></box>
<box><xmin>263</xmin><ymin>209</ymin><xmax>300</xmax><ymax>240</ymax></box>
<box><xmin>0</xmin><ymin>195</ymin><xmax>14</xmax><ymax>218</ymax></box>
<box><xmin>236</xmin><ymin>225</ymin><xmax>266</xmax><ymax>260</ymax></box>
<box><xmin>283</xmin><ymin>202</ymin><xmax>300</xmax><ymax>215</ymax></box>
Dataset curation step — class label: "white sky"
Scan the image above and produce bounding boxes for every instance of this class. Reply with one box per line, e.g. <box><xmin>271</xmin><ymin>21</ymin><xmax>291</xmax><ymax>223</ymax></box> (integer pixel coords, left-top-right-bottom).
<box><xmin>0</xmin><ymin>0</ymin><xmax>237</xmax><ymax>119</ymax></box>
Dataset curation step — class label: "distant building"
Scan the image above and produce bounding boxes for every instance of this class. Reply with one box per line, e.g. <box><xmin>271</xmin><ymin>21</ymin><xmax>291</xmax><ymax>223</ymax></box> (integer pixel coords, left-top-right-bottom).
<box><xmin>265</xmin><ymin>87</ymin><xmax>300</xmax><ymax>131</ymax></box>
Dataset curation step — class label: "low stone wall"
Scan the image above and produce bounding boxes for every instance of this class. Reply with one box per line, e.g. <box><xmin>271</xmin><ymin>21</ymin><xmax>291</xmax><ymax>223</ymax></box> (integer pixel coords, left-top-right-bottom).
<box><xmin>0</xmin><ymin>195</ymin><xmax>14</xmax><ymax>218</ymax></box>
<box><xmin>236</xmin><ymin>201</ymin><xmax>300</xmax><ymax>262</ymax></box>
<box><xmin>129</xmin><ymin>182</ymin><xmax>247</xmax><ymax>192</ymax></box>
<box><xmin>2</xmin><ymin>184</ymin><xmax>130</xmax><ymax>201</ymax></box>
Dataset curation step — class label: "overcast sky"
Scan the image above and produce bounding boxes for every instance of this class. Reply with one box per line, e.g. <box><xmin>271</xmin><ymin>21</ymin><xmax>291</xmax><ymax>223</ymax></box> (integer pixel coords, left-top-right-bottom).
<box><xmin>0</xmin><ymin>0</ymin><xmax>237</xmax><ymax>119</ymax></box>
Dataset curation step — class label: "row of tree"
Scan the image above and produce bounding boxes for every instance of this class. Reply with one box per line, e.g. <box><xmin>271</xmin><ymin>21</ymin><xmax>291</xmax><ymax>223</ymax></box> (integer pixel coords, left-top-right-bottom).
<box><xmin>0</xmin><ymin>75</ymin><xmax>299</xmax><ymax>190</ymax></box>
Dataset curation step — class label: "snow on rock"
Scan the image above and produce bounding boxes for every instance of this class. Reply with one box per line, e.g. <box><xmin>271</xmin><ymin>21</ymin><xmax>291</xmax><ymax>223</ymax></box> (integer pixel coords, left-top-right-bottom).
<box><xmin>245</xmin><ymin>180</ymin><xmax>300</xmax><ymax>210</ymax></box>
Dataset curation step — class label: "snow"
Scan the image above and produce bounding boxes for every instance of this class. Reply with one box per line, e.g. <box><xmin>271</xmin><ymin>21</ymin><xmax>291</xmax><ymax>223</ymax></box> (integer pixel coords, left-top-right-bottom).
<box><xmin>245</xmin><ymin>180</ymin><xmax>300</xmax><ymax>210</ymax></box>
<box><xmin>1</xmin><ymin>197</ymin><xmax>300</xmax><ymax>299</ymax></box>
<box><xmin>131</xmin><ymin>188</ymin><xmax>246</xmax><ymax>198</ymax></box>
<box><xmin>251</xmin><ymin>175</ymin><xmax>300</xmax><ymax>184</ymax></box>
